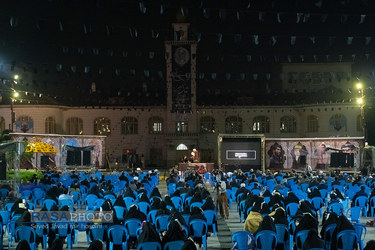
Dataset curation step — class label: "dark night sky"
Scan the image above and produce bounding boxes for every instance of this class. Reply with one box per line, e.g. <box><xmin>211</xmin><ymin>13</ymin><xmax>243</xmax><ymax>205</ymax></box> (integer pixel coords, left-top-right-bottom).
<box><xmin>1</xmin><ymin>0</ymin><xmax>375</xmax><ymax>141</ymax></box>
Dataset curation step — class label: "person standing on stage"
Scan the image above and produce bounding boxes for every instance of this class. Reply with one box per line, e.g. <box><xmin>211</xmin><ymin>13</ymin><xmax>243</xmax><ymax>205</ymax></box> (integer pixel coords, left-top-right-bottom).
<box><xmin>215</xmin><ymin>178</ymin><xmax>229</xmax><ymax>219</ymax></box>
<box><xmin>192</xmin><ymin>148</ymin><xmax>200</xmax><ymax>163</ymax></box>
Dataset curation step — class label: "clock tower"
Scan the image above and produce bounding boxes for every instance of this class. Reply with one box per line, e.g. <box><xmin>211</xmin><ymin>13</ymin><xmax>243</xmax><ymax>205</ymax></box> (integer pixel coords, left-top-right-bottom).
<box><xmin>165</xmin><ymin>23</ymin><xmax>197</xmax><ymax>116</ymax></box>
<box><xmin>165</xmin><ymin>23</ymin><xmax>198</xmax><ymax>166</ymax></box>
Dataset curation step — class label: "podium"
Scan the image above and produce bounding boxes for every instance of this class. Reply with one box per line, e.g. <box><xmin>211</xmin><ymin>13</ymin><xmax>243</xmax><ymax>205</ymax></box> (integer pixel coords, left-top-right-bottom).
<box><xmin>178</xmin><ymin>163</ymin><xmax>214</xmax><ymax>173</ymax></box>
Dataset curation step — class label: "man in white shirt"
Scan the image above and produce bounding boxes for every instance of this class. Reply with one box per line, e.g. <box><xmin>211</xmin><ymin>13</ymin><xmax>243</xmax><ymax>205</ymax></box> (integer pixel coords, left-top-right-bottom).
<box><xmin>216</xmin><ymin>179</ymin><xmax>229</xmax><ymax>219</ymax></box>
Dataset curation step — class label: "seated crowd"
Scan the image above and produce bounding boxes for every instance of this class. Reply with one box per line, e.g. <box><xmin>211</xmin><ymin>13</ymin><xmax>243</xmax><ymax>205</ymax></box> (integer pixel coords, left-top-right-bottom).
<box><xmin>211</xmin><ymin>168</ymin><xmax>375</xmax><ymax>250</ymax></box>
<box><xmin>0</xmin><ymin>167</ymin><xmax>219</xmax><ymax>250</ymax></box>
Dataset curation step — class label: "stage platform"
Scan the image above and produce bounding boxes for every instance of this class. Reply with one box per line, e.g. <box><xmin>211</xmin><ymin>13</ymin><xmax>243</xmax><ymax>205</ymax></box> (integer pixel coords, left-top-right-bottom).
<box><xmin>178</xmin><ymin>163</ymin><xmax>214</xmax><ymax>172</ymax></box>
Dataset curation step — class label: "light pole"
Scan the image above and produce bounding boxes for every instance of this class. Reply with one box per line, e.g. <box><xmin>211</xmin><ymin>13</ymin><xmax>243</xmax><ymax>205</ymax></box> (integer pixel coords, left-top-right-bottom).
<box><xmin>356</xmin><ymin>82</ymin><xmax>366</xmax><ymax>141</ymax></box>
<box><xmin>9</xmin><ymin>75</ymin><xmax>19</xmax><ymax>131</ymax></box>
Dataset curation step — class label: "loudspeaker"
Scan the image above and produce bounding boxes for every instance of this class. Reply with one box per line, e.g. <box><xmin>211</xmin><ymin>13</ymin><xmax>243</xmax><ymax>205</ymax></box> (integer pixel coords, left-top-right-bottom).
<box><xmin>41</xmin><ymin>156</ymin><xmax>49</xmax><ymax>168</ymax></box>
<box><xmin>0</xmin><ymin>155</ymin><xmax>6</xmax><ymax>180</ymax></box>
<box><xmin>83</xmin><ymin>151</ymin><xmax>91</xmax><ymax>166</ymax></box>
<box><xmin>300</xmin><ymin>155</ymin><xmax>306</xmax><ymax>166</ymax></box>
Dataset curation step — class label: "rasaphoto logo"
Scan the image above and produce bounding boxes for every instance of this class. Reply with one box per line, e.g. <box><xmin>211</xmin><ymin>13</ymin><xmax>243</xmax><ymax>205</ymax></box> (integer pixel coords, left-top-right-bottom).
<box><xmin>31</xmin><ymin>211</ymin><xmax>113</xmax><ymax>223</ymax></box>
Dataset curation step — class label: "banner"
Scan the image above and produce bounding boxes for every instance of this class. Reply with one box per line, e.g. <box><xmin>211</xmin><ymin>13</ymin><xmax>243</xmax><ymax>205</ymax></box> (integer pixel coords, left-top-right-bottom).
<box><xmin>265</xmin><ymin>138</ymin><xmax>364</xmax><ymax>170</ymax></box>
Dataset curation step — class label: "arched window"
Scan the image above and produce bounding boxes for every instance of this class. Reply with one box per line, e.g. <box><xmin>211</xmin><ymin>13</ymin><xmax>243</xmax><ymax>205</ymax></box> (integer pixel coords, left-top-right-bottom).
<box><xmin>0</xmin><ymin>117</ymin><xmax>5</xmax><ymax>134</ymax></box>
<box><xmin>121</xmin><ymin>117</ymin><xmax>138</xmax><ymax>134</ymax></box>
<box><xmin>94</xmin><ymin>117</ymin><xmax>111</xmax><ymax>135</ymax></box>
<box><xmin>149</xmin><ymin>116</ymin><xmax>163</xmax><ymax>134</ymax></box>
<box><xmin>329</xmin><ymin>114</ymin><xmax>347</xmax><ymax>131</ymax></box>
<box><xmin>66</xmin><ymin>117</ymin><xmax>83</xmax><ymax>135</ymax></box>
<box><xmin>356</xmin><ymin>115</ymin><xmax>363</xmax><ymax>132</ymax></box>
<box><xmin>200</xmin><ymin>116</ymin><xmax>215</xmax><ymax>133</ymax></box>
<box><xmin>225</xmin><ymin>116</ymin><xmax>242</xmax><ymax>134</ymax></box>
<box><xmin>252</xmin><ymin>116</ymin><xmax>270</xmax><ymax>133</ymax></box>
<box><xmin>16</xmin><ymin>116</ymin><xmax>34</xmax><ymax>133</ymax></box>
<box><xmin>176</xmin><ymin>144</ymin><xmax>188</xmax><ymax>150</ymax></box>
<box><xmin>280</xmin><ymin>116</ymin><xmax>297</xmax><ymax>133</ymax></box>
<box><xmin>307</xmin><ymin>115</ymin><xmax>319</xmax><ymax>133</ymax></box>
<box><xmin>45</xmin><ymin>116</ymin><xmax>56</xmax><ymax>134</ymax></box>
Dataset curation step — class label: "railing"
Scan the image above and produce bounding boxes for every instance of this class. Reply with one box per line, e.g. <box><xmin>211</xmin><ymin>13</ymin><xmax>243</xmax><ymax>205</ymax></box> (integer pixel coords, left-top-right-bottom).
<box><xmin>164</xmin><ymin>132</ymin><xmax>199</xmax><ymax>137</ymax></box>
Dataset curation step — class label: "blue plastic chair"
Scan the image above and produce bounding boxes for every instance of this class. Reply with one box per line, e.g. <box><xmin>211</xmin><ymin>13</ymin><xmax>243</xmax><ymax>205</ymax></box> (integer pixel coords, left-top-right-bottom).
<box><xmin>87</xmin><ymin>224</ymin><xmax>106</xmax><ymax>243</ymax></box>
<box><xmin>251</xmin><ymin>189</ymin><xmax>261</xmax><ymax>196</ymax></box>
<box><xmin>138</xmin><ymin>242</ymin><xmax>162</xmax><ymax>250</ymax></box>
<box><xmin>182</xmin><ymin>214</ymin><xmax>190</xmax><ymax>226</ymax></box>
<box><xmin>54</xmin><ymin>222</ymin><xmax>74</xmax><ymax>250</ymax></box>
<box><xmin>189</xmin><ymin>219</ymin><xmax>208</xmax><ymax>250</ymax></box>
<box><xmin>0</xmin><ymin>188</ymin><xmax>9</xmax><ymax>200</ymax></box>
<box><xmin>5</xmin><ymin>202</ymin><xmax>14</xmax><ymax>212</ymax></box>
<box><xmin>336</xmin><ymin>230</ymin><xmax>358</xmax><ymax>250</ymax></box>
<box><xmin>275</xmin><ymin>224</ymin><xmax>289</xmax><ymax>249</ymax></box>
<box><xmin>354</xmin><ymin>196</ymin><xmax>368</xmax><ymax>216</ymax></box>
<box><xmin>147</xmin><ymin>210</ymin><xmax>158</xmax><ymax>224</ymax></box>
<box><xmin>42</xmin><ymin>199</ymin><xmax>57</xmax><ymax>211</ymax></box>
<box><xmin>301</xmin><ymin>183</ymin><xmax>309</xmax><ymax>192</ymax></box>
<box><xmin>107</xmin><ymin>225</ymin><xmax>128</xmax><ymax>250</ymax></box>
<box><xmin>32</xmin><ymin>188</ymin><xmax>45</xmax><ymax>205</ymax></box>
<box><xmin>155</xmin><ymin>215</ymin><xmax>169</xmax><ymax>233</ymax></box>
<box><xmin>203</xmin><ymin>210</ymin><xmax>217</xmax><ymax>236</ymax></box>
<box><xmin>171</xmin><ymin>196</ymin><xmax>183</xmax><ymax>211</ymax></box>
<box><xmin>232</xmin><ymin>231</ymin><xmax>255</xmax><ymax>250</ymax></box>
<box><xmin>295</xmin><ymin>230</ymin><xmax>310</xmax><ymax>250</ymax></box>
<box><xmin>184</xmin><ymin>196</ymin><xmax>193</xmax><ymax>207</ymax></box>
<box><xmin>21</xmin><ymin>190</ymin><xmax>33</xmax><ymax>200</ymax></box>
<box><xmin>255</xmin><ymin>230</ymin><xmax>277</xmax><ymax>250</ymax></box>
<box><xmin>114</xmin><ymin>206</ymin><xmax>126</xmax><ymax>220</ymax></box>
<box><xmin>15</xmin><ymin>225</ymin><xmax>37</xmax><ymax>250</ymax></box>
<box><xmin>124</xmin><ymin>218</ymin><xmax>142</xmax><ymax>238</ymax></box>
<box><xmin>329</xmin><ymin>202</ymin><xmax>344</xmax><ymax>215</ymax></box>
<box><xmin>164</xmin><ymin>240</ymin><xmax>184</xmax><ymax>250</ymax></box>
<box><xmin>84</xmin><ymin>194</ymin><xmax>98</xmax><ymax>210</ymax></box>
<box><xmin>137</xmin><ymin>201</ymin><xmax>150</xmax><ymax>216</ymax></box>
<box><xmin>124</xmin><ymin>197</ymin><xmax>136</xmax><ymax>211</ymax></box>
<box><xmin>352</xmin><ymin>224</ymin><xmax>366</xmax><ymax>250</ymax></box>
<box><xmin>311</xmin><ymin>197</ymin><xmax>324</xmax><ymax>218</ymax></box>
<box><xmin>104</xmin><ymin>194</ymin><xmax>116</xmax><ymax>204</ymax></box>
<box><xmin>94</xmin><ymin>198</ymin><xmax>105</xmax><ymax>209</ymax></box>
<box><xmin>35</xmin><ymin>223</ymin><xmax>49</xmax><ymax>250</ymax></box>
<box><xmin>168</xmin><ymin>183</ymin><xmax>176</xmax><ymax>196</ymax></box>
<box><xmin>323</xmin><ymin>224</ymin><xmax>337</xmax><ymax>250</ymax></box>
<box><xmin>370</xmin><ymin>196</ymin><xmax>375</xmax><ymax>217</ymax></box>
<box><xmin>59</xmin><ymin>198</ymin><xmax>74</xmax><ymax>211</ymax></box>
<box><xmin>346</xmin><ymin>206</ymin><xmax>361</xmax><ymax>224</ymax></box>
<box><xmin>239</xmin><ymin>200</ymin><xmax>247</xmax><ymax>222</ymax></box>
<box><xmin>286</xmin><ymin>202</ymin><xmax>299</xmax><ymax>218</ymax></box>
<box><xmin>70</xmin><ymin>191</ymin><xmax>81</xmax><ymax>208</ymax></box>
<box><xmin>190</xmin><ymin>202</ymin><xmax>203</xmax><ymax>209</ymax></box>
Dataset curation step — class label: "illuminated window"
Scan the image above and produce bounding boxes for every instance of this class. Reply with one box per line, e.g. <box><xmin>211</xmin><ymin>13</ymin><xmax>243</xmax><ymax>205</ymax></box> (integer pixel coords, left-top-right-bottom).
<box><xmin>200</xmin><ymin>116</ymin><xmax>215</xmax><ymax>133</ymax></box>
<box><xmin>176</xmin><ymin>122</ymin><xmax>188</xmax><ymax>133</ymax></box>
<box><xmin>66</xmin><ymin>117</ymin><xmax>83</xmax><ymax>135</ymax></box>
<box><xmin>280</xmin><ymin>116</ymin><xmax>297</xmax><ymax>133</ymax></box>
<box><xmin>307</xmin><ymin>115</ymin><xmax>319</xmax><ymax>133</ymax></box>
<box><xmin>176</xmin><ymin>144</ymin><xmax>188</xmax><ymax>150</ymax></box>
<box><xmin>94</xmin><ymin>117</ymin><xmax>111</xmax><ymax>135</ymax></box>
<box><xmin>252</xmin><ymin>116</ymin><xmax>270</xmax><ymax>133</ymax></box>
<box><xmin>225</xmin><ymin>116</ymin><xmax>242</xmax><ymax>134</ymax></box>
<box><xmin>45</xmin><ymin>116</ymin><xmax>56</xmax><ymax>134</ymax></box>
<box><xmin>149</xmin><ymin>116</ymin><xmax>163</xmax><ymax>134</ymax></box>
<box><xmin>121</xmin><ymin>117</ymin><xmax>138</xmax><ymax>134</ymax></box>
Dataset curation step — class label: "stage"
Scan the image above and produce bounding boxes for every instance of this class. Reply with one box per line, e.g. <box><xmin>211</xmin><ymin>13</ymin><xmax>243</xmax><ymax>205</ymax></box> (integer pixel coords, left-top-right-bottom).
<box><xmin>178</xmin><ymin>163</ymin><xmax>214</xmax><ymax>173</ymax></box>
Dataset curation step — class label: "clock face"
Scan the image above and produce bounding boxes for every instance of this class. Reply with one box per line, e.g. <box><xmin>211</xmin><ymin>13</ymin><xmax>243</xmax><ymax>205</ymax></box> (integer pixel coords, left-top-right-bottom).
<box><xmin>174</xmin><ymin>47</ymin><xmax>190</xmax><ymax>66</ymax></box>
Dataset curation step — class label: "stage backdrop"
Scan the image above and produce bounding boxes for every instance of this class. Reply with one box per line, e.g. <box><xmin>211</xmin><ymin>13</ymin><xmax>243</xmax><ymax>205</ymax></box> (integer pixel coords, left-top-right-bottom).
<box><xmin>265</xmin><ymin>137</ymin><xmax>364</xmax><ymax>170</ymax></box>
<box><xmin>10</xmin><ymin>133</ymin><xmax>106</xmax><ymax>170</ymax></box>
